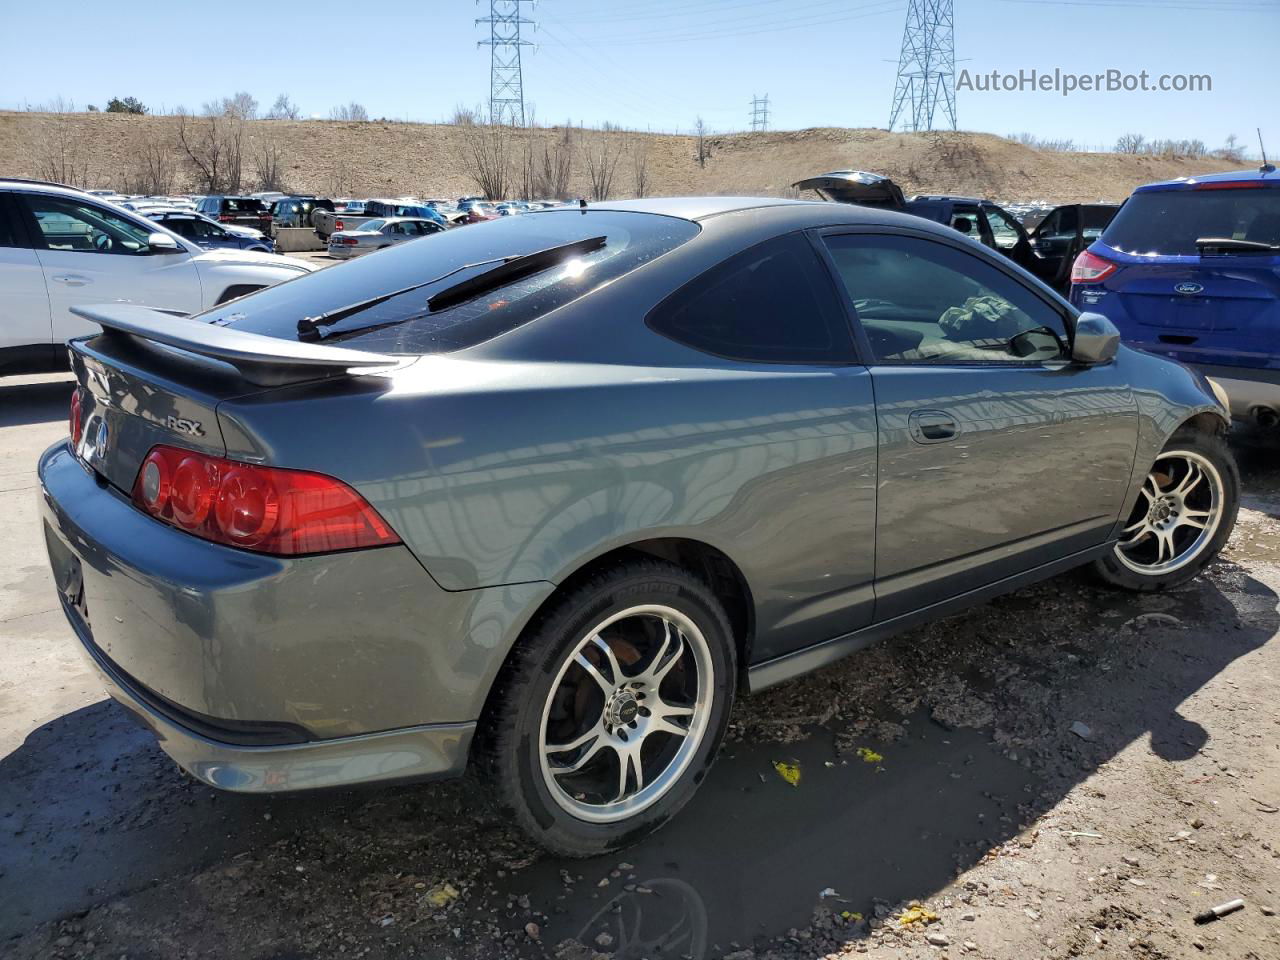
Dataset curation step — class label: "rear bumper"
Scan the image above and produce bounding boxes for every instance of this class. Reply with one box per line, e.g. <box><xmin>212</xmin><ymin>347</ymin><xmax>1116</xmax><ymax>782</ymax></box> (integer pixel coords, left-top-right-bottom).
<box><xmin>38</xmin><ymin>440</ymin><xmax>551</xmax><ymax>789</ymax></box>
<box><xmin>68</xmin><ymin>600</ymin><xmax>473</xmax><ymax>792</ymax></box>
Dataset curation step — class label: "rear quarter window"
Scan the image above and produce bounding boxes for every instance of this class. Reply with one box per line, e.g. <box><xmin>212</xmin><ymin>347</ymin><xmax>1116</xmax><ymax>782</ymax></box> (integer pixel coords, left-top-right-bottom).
<box><xmin>1103</xmin><ymin>188</ymin><xmax>1280</xmax><ymax>255</ymax></box>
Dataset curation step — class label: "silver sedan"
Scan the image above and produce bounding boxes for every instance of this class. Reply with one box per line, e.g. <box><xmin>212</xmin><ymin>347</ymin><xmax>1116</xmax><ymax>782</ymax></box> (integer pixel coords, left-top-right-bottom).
<box><xmin>327</xmin><ymin>216</ymin><xmax>445</xmax><ymax>259</ymax></box>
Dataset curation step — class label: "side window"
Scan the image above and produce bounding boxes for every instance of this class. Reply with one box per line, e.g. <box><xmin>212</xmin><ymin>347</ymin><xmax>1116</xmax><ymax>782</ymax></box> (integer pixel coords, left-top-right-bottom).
<box><xmin>1034</xmin><ymin>210</ymin><xmax>1060</xmax><ymax>239</ymax></box>
<box><xmin>21</xmin><ymin>196</ymin><xmax>154</xmax><ymax>255</ymax></box>
<box><xmin>983</xmin><ymin>206</ymin><xmax>1024</xmax><ymax>250</ymax></box>
<box><xmin>647</xmin><ymin>232</ymin><xmax>856</xmax><ymax>364</ymax></box>
<box><xmin>822</xmin><ymin>234</ymin><xmax>1068</xmax><ymax>365</ymax></box>
<box><xmin>0</xmin><ymin>195</ymin><xmax>23</xmax><ymax>247</ymax></box>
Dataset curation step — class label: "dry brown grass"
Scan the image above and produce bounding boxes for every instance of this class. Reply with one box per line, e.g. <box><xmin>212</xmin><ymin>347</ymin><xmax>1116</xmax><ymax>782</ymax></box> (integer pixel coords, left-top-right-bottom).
<box><xmin>0</xmin><ymin>110</ymin><xmax>1242</xmax><ymax>204</ymax></box>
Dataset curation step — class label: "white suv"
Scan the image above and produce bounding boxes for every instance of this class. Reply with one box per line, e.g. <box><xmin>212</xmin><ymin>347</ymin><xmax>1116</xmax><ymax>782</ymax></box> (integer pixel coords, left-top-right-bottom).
<box><xmin>0</xmin><ymin>180</ymin><xmax>316</xmax><ymax>376</ymax></box>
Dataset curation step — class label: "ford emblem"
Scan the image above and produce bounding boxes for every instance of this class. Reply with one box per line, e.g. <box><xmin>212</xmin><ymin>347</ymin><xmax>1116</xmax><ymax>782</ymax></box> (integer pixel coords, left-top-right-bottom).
<box><xmin>1175</xmin><ymin>281</ymin><xmax>1204</xmax><ymax>296</ymax></box>
<box><xmin>94</xmin><ymin>419</ymin><xmax>110</xmax><ymax>459</ymax></box>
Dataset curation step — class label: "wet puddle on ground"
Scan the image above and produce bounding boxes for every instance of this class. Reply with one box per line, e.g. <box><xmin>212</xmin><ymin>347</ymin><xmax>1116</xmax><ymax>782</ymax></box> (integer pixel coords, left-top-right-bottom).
<box><xmin>490</xmin><ymin>714</ymin><xmax>1036</xmax><ymax>958</ymax></box>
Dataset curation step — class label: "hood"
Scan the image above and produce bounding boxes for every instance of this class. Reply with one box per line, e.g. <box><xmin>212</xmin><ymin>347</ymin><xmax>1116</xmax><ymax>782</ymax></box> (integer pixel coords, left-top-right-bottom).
<box><xmin>192</xmin><ymin>248</ymin><xmax>316</xmax><ymax>272</ymax></box>
<box><xmin>791</xmin><ymin>170</ymin><xmax>907</xmax><ymax>209</ymax></box>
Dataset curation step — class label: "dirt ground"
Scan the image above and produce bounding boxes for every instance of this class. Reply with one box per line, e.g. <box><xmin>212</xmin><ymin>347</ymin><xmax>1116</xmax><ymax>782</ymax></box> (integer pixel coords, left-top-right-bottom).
<box><xmin>0</xmin><ymin>110</ymin><xmax>1243</xmax><ymax>205</ymax></box>
<box><xmin>1</xmin><ymin>369</ymin><xmax>1278</xmax><ymax>960</ymax></box>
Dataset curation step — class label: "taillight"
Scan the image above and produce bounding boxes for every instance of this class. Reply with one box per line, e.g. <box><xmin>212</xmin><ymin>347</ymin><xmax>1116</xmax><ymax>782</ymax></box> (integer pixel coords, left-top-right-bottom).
<box><xmin>332</xmin><ymin>236</ymin><xmax>356</xmax><ymax>245</ymax></box>
<box><xmin>69</xmin><ymin>390</ymin><xmax>83</xmax><ymax>449</ymax></box>
<box><xmin>1192</xmin><ymin>180</ymin><xmax>1256</xmax><ymax>190</ymax></box>
<box><xmin>219</xmin><ymin>214</ymin><xmax>233</xmax><ymax>222</ymax></box>
<box><xmin>1070</xmin><ymin>250</ymin><xmax>1117</xmax><ymax>284</ymax></box>
<box><xmin>132</xmin><ymin>445</ymin><xmax>401</xmax><ymax>556</ymax></box>
<box><xmin>335</xmin><ymin>219</ymin><xmax>345</xmax><ymax>232</ymax></box>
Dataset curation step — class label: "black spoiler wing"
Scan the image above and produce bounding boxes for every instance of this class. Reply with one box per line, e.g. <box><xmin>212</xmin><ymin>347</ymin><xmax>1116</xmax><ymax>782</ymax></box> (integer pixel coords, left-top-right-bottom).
<box><xmin>71</xmin><ymin>303</ymin><xmax>400</xmax><ymax>387</ymax></box>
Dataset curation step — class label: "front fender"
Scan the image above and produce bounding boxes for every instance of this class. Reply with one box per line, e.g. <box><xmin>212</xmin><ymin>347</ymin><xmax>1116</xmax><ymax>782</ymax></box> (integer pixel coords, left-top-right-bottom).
<box><xmin>1112</xmin><ymin>346</ymin><xmax>1230</xmax><ymax>537</ymax></box>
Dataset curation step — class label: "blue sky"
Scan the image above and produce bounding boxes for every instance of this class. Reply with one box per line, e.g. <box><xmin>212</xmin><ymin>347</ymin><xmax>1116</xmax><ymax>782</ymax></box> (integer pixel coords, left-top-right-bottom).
<box><xmin>4</xmin><ymin>0</ymin><xmax>1275</xmax><ymax>150</ymax></box>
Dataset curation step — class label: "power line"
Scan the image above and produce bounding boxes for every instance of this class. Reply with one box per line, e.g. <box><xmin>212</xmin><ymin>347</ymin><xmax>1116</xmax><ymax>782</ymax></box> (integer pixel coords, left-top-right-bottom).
<box><xmin>750</xmin><ymin>94</ymin><xmax>771</xmax><ymax>132</ymax></box>
<box><xmin>888</xmin><ymin>0</ymin><xmax>956</xmax><ymax>132</ymax></box>
<box><xmin>477</xmin><ymin>0</ymin><xmax>535</xmax><ymax>125</ymax></box>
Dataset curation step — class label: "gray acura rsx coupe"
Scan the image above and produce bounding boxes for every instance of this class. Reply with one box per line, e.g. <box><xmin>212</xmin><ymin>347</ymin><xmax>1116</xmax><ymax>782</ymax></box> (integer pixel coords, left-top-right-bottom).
<box><xmin>40</xmin><ymin>196</ymin><xmax>1239</xmax><ymax>856</ymax></box>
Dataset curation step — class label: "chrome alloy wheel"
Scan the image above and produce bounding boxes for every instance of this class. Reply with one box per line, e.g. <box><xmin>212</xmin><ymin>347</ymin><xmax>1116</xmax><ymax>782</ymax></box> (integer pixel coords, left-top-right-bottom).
<box><xmin>1115</xmin><ymin>449</ymin><xmax>1225</xmax><ymax>575</ymax></box>
<box><xmin>538</xmin><ymin>605</ymin><xmax>714</xmax><ymax>823</ymax></box>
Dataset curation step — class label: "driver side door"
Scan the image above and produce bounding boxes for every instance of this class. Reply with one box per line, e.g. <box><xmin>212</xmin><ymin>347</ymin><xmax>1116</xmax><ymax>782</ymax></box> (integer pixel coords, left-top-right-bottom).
<box><xmin>15</xmin><ymin>194</ymin><xmax>203</xmax><ymax>342</ymax></box>
<box><xmin>818</xmin><ymin>229</ymin><xmax>1136</xmax><ymax>620</ymax></box>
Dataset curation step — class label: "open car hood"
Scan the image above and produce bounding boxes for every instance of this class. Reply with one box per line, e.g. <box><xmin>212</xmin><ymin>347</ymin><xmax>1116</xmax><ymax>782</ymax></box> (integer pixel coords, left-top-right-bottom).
<box><xmin>791</xmin><ymin>170</ymin><xmax>907</xmax><ymax>209</ymax></box>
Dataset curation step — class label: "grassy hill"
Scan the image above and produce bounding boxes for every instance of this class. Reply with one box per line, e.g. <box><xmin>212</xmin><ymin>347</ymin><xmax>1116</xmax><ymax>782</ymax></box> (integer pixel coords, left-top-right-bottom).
<box><xmin>0</xmin><ymin>110</ymin><xmax>1242</xmax><ymax>204</ymax></box>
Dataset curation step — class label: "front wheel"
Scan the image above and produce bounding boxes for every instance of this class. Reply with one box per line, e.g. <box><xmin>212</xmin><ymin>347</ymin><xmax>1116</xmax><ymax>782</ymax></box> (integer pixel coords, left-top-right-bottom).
<box><xmin>1094</xmin><ymin>427</ymin><xmax>1239</xmax><ymax>591</ymax></box>
<box><xmin>480</xmin><ymin>560</ymin><xmax>737</xmax><ymax>857</ymax></box>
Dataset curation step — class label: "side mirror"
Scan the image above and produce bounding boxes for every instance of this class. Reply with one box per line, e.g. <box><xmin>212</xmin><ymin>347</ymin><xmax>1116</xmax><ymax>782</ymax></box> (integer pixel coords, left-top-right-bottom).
<box><xmin>1071</xmin><ymin>311</ymin><xmax>1120</xmax><ymax>364</ymax></box>
<box><xmin>147</xmin><ymin>232</ymin><xmax>183</xmax><ymax>254</ymax></box>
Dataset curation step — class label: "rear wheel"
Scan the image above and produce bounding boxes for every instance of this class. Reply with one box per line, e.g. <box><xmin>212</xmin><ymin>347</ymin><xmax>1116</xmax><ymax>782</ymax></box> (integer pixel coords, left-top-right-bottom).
<box><xmin>1094</xmin><ymin>428</ymin><xmax>1238</xmax><ymax>591</ymax></box>
<box><xmin>481</xmin><ymin>560</ymin><xmax>736</xmax><ymax>857</ymax></box>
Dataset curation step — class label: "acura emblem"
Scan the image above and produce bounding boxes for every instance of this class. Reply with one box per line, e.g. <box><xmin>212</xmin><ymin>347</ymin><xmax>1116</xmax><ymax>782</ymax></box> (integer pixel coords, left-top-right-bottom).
<box><xmin>1174</xmin><ymin>281</ymin><xmax>1204</xmax><ymax>296</ymax></box>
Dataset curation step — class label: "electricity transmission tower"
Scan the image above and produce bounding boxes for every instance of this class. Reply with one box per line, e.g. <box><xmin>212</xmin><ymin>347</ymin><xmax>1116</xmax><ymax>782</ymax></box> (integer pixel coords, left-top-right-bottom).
<box><xmin>477</xmin><ymin>0</ymin><xmax>535</xmax><ymax>125</ymax></box>
<box><xmin>888</xmin><ymin>0</ymin><xmax>957</xmax><ymax>132</ymax></box>
<box><xmin>750</xmin><ymin>94</ymin><xmax>770</xmax><ymax>132</ymax></box>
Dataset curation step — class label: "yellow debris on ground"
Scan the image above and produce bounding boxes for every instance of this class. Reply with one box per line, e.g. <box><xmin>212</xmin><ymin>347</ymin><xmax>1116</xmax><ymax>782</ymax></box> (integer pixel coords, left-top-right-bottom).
<box><xmin>897</xmin><ymin>903</ymin><xmax>939</xmax><ymax>927</ymax></box>
<box><xmin>422</xmin><ymin>881</ymin><xmax>459</xmax><ymax>908</ymax></box>
<box><xmin>855</xmin><ymin>746</ymin><xmax>884</xmax><ymax>764</ymax></box>
<box><xmin>773</xmin><ymin>760</ymin><xmax>801</xmax><ymax>786</ymax></box>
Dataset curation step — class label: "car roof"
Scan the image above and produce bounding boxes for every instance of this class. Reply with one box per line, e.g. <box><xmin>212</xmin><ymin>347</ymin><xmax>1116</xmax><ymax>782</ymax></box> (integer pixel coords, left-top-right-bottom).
<box><xmin>585</xmin><ymin>196</ymin><xmax>820</xmax><ymax>221</ymax></box>
<box><xmin>1135</xmin><ymin>166</ymin><xmax>1280</xmax><ymax>192</ymax></box>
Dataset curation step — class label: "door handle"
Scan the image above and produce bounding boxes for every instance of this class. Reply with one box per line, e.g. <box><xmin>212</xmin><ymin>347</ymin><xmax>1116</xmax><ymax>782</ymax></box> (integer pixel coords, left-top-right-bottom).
<box><xmin>909</xmin><ymin>410</ymin><xmax>959</xmax><ymax>444</ymax></box>
<box><xmin>52</xmin><ymin>275</ymin><xmax>90</xmax><ymax>287</ymax></box>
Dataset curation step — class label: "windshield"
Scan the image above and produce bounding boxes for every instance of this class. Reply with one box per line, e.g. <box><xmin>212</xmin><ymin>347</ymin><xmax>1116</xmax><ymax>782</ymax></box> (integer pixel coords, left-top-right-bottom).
<box><xmin>1102</xmin><ymin>188</ymin><xmax>1280</xmax><ymax>255</ymax></box>
<box><xmin>215</xmin><ymin>210</ymin><xmax>698</xmax><ymax>354</ymax></box>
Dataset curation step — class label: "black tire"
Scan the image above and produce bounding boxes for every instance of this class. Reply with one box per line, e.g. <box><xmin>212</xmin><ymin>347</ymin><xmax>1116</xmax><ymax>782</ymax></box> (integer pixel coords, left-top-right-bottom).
<box><xmin>478</xmin><ymin>558</ymin><xmax>737</xmax><ymax>857</ymax></box>
<box><xmin>1093</xmin><ymin>426</ymin><xmax>1239</xmax><ymax>591</ymax></box>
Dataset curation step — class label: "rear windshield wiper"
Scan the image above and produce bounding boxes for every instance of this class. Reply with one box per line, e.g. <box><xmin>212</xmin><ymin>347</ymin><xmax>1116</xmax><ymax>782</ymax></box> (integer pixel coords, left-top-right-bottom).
<box><xmin>297</xmin><ymin>236</ymin><xmax>607</xmax><ymax>340</ymax></box>
<box><xmin>1195</xmin><ymin>237</ymin><xmax>1280</xmax><ymax>255</ymax></box>
<box><xmin>425</xmin><ymin>235</ymin><xmax>606</xmax><ymax>313</ymax></box>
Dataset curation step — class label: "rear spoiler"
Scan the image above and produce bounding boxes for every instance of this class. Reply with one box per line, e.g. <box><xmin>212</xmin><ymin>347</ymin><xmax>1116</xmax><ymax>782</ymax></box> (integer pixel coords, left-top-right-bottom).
<box><xmin>71</xmin><ymin>303</ymin><xmax>400</xmax><ymax>387</ymax></box>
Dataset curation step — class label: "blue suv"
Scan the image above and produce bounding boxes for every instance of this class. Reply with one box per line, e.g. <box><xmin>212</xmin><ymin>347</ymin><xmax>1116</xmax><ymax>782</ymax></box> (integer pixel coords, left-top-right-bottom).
<box><xmin>1070</xmin><ymin>166</ymin><xmax>1280</xmax><ymax>429</ymax></box>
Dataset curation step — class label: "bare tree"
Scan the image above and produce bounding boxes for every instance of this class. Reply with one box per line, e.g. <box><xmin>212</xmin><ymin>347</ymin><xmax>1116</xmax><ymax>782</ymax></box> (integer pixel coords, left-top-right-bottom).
<box><xmin>34</xmin><ymin>111</ymin><xmax>94</xmax><ymax>187</ymax></box>
<box><xmin>451</xmin><ymin>103</ymin><xmax>479</xmax><ymax>125</ymax></box>
<box><xmin>695</xmin><ymin>116</ymin><xmax>708</xmax><ymax>168</ymax></box>
<box><xmin>629</xmin><ymin>134</ymin><xmax>650</xmax><ymax>198</ymax></box>
<box><xmin>203</xmin><ymin>92</ymin><xmax>258</xmax><ymax>120</ymax></box>
<box><xmin>1218</xmin><ymin>133</ymin><xmax>1244</xmax><ymax>163</ymax></box>
<box><xmin>252</xmin><ymin>136</ymin><xmax>286</xmax><ymax>191</ymax></box>
<box><xmin>266</xmin><ymin>94</ymin><xmax>301</xmax><ymax>120</ymax></box>
<box><xmin>330</xmin><ymin>102</ymin><xmax>369</xmax><ymax>122</ymax></box>
<box><xmin>580</xmin><ymin>124</ymin><xmax>624</xmax><ymax>201</ymax></box>
<box><xmin>176</xmin><ymin>108</ymin><xmax>244</xmax><ymax>193</ymax></box>
<box><xmin>458</xmin><ymin>121</ymin><xmax>511</xmax><ymax>200</ymax></box>
<box><xmin>124</xmin><ymin>136</ymin><xmax>177</xmax><ymax>195</ymax></box>
<box><xmin>518</xmin><ymin>130</ymin><xmax>538</xmax><ymax>201</ymax></box>
<box><xmin>537</xmin><ymin>125</ymin><xmax>574</xmax><ymax>199</ymax></box>
<box><xmin>1114</xmin><ymin>132</ymin><xmax>1146</xmax><ymax>154</ymax></box>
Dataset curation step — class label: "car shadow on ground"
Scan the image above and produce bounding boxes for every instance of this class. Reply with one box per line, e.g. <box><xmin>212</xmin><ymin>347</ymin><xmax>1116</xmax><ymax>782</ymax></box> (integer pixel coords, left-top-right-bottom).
<box><xmin>0</xmin><ymin>376</ymin><xmax>74</xmax><ymax>429</ymax></box>
<box><xmin>2</xmin><ymin>556</ymin><xmax>1276</xmax><ymax>957</ymax></box>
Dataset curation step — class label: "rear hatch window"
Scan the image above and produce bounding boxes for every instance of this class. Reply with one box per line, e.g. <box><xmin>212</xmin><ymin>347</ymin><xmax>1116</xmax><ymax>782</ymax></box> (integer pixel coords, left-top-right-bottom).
<box><xmin>223</xmin><ymin>198</ymin><xmax>267</xmax><ymax>214</ymax></box>
<box><xmin>1102</xmin><ymin>188</ymin><xmax>1280</xmax><ymax>256</ymax></box>
<box><xmin>211</xmin><ymin>210</ymin><xmax>699</xmax><ymax>354</ymax></box>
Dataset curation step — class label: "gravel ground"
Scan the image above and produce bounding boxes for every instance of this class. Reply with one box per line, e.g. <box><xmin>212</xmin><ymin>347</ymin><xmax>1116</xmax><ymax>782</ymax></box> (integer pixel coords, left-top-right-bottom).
<box><xmin>1</xmin><ymin>374</ymin><xmax>1277</xmax><ymax>960</ymax></box>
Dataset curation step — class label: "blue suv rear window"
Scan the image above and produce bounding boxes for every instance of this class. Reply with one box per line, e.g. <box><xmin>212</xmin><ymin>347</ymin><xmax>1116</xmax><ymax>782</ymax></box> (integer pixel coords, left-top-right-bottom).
<box><xmin>1102</xmin><ymin>188</ymin><xmax>1280</xmax><ymax>256</ymax></box>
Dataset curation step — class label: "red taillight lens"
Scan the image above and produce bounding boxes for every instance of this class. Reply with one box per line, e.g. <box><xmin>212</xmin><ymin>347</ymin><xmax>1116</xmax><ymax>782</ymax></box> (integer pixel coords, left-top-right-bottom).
<box><xmin>131</xmin><ymin>445</ymin><xmax>401</xmax><ymax>556</ymax></box>
<box><xmin>1192</xmin><ymin>180</ymin><xmax>1256</xmax><ymax>190</ymax></box>
<box><xmin>335</xmin><ymin>219</ymin><xmax>345</xmax><ymax>232</ymax></box>
<box><xmin>69</xmin><ymin>390</ymin><xmax>83</xmax><ymax>449</ymax></box>
<box><xmin>219</xmin><ymin>214</ymin><xmax>233</xmax><ymax>222</ymax></box>
<box><xmin>1070</xmin><ymin>250</ymin><xmax>1118</xmax><ymax>284</ymax></box>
